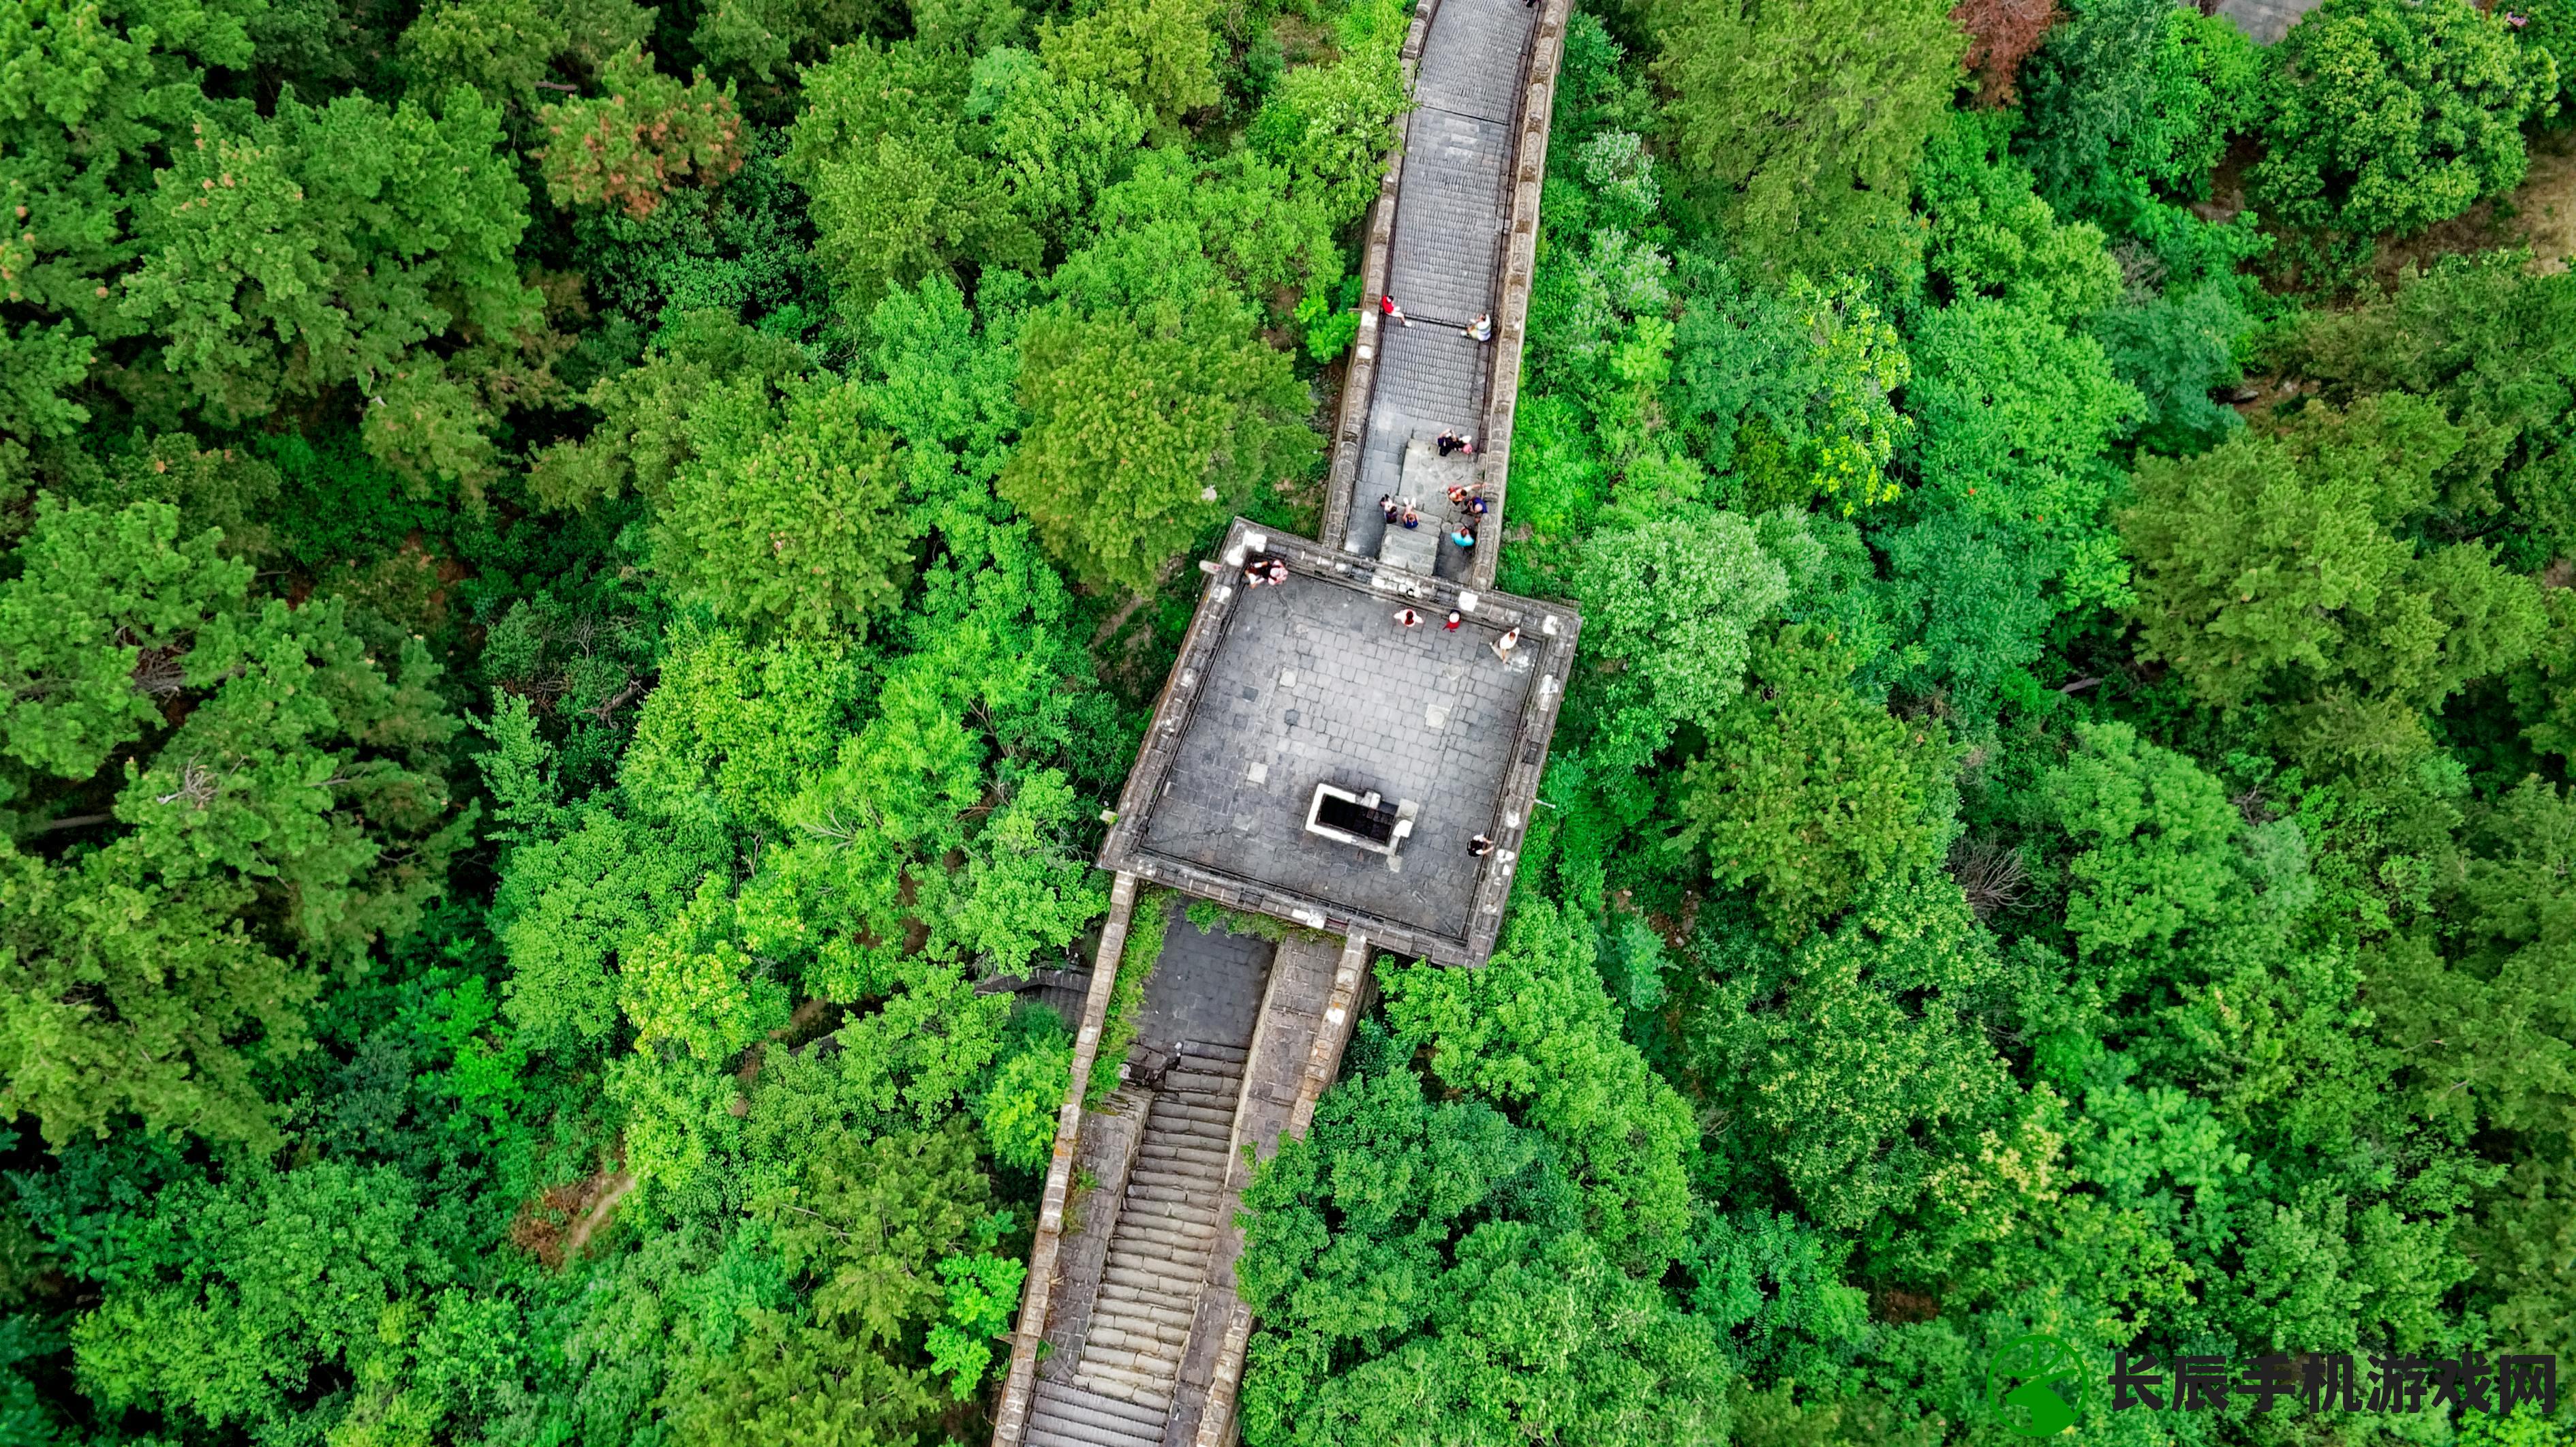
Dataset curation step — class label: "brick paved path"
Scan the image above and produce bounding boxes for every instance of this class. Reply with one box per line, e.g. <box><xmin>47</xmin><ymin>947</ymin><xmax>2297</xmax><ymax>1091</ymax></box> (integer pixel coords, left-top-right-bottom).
<box><xmin>1343</xmin><ymin>0</ymin><xmax>1539</xmax><ymax>578</ymax></box>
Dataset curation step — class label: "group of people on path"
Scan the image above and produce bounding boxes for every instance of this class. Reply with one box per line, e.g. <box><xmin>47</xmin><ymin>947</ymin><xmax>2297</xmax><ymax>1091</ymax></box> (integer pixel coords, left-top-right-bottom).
<box><xmin>1390</xmin><ymin>607</ymin><xmax>1522</xmax><ymax>663</ymax></box>
<box><xmin>1379</xmin><ymin>294</ymin><xmax>1492</xmax><ymax>344</ymax></box>
<box><xmin>1241</xmin><ymin>553</ymin><xmax>1289</xmax><ymax>588</ymax></box>
<box><xmin>1380</xmin><ymin>463</ymin><xmax>1488</xmax><ymax>551</ymax></box>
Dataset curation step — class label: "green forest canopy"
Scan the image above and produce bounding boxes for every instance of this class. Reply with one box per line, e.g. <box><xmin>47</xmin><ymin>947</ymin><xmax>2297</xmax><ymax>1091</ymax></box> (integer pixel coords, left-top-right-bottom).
<box><xmin>0</xmin><ymin>0</ymin><xmax>2573</xmax><ymax>1440</ymax></box>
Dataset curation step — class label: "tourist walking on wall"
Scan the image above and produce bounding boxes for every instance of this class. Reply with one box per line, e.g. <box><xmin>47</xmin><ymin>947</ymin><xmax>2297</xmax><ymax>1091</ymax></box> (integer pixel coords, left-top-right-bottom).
<box><xmin>1381</xmin><ymin>294</ymin><xmax>1412</xmax><ymax>326</ymax></box>
<box><xmin>1491</xmin><ymin>626</ymin><xmax>1520</xmax><ymax>662</ymax></box>
<box><xmin>1394</xmin><ymin>607</ymin><xmax>1422</xmax><ymax>628</ymax></box>
<box><xmin>1464</xmin><ymin>313</ymin><xmax>1492</xmax><ymax>341</ymax></box>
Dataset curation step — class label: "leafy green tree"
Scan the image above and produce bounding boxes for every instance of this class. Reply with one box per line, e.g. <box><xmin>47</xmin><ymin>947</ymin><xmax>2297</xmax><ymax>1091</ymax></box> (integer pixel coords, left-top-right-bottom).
<box><xmin>399</xmin><ymin>0</ymin><xmax>582</xmax><ymax>104</ymax></box>
<box><xmin>1916</xmin><ymin>112</ymin><xmax>2123</xmax><ymax>326</ymax></box>
<box><xmin>119</xmin><ymin>87</ymin><xmax>541</xmax><ymax>494</ymax></box>
<box><xmin>1037</xmin><ymin>0</ymin><xmax>1224</xmax><ymax>129</ymax></box>
<box><xmin>2251</xmin><ymin>0</ymin><xmax>2558</xmax><ymax>275</ymax></box>
<box><xmin>2016</xmin><ymin>0</ymin><xmax>2266</xmax><ymax>217</ymax></box>
<box><xmin>1670</xmin><ymin>626</ymin><xmax>1952</xmax><ymax>937</ymax></box>
<box><xmin>1378</xmin><ymin>899</ymin><xmax>1697</xmax><ymax>1260</ymax></box>
<box><xmin>2373</xmin><ymin>778</ymin><xmax>2576</xmax><ymax>1148</ymax></box>
<box><xmin>651</xmin><ymin>373</ymin><xmax>919</xmax><ymax>641</ymax></box>
<box><xmin>71</xmin><ymin>1162</ymin><xmax>458</xmax><ymax>1437</ymax></box>
<box><xmin>788</xmin><ymin>40</ymin><xmax>1037</xmax><ymax>316</ymax></box>
<box><xmin>1681</xmin><ymin>866</ymin><xmax>2025</xmax><ymax>1243</ymax></box>
<box><xmin>1569</xmin><ymin>511</ymin><xmax>1790</xmax><ymax>767</ymax></box>
<box><xmin>2285</xmin><ymin>254</ymin><xmax>2576</xmax><ymax>555</ymax></box>
<box><xmin>528</xmin><ymin>309</ymin><xmax>812</xmax><ymax>511</ymax></box>
<box><xmin>968</xmin><ymin>48</ymin><xmax>1150</xmax><ymax>249</ymax></box>
<box><xmin>1667</xmin><ymin>262</ymin><xmax>1915</xmax><ymax>515</ymax></box>
<box><xmin>0</xmin><ymin>0</ymin><xmax>264</xmax><ymax>489</ymax></box>
<box><xmin>537</xmin><ymin>46</ymin><xmax>747</xmax><ymax>220</ymax></box>
<box><xmin>2121</xmin><ymin>394</ymin><xmax>2546</xmax><ymax>770</ymax></box>
<box><xmin>689</xmin><ymin>0</ymin><xmax>903</xmax><ymax>80</ymax></box>
<box><xmin>1000</xmin><ymin>292</ymin><xmax>1309</xmax><ymax>592</ymax></box>
<box><xmin>1243</xmin><ymin>0</ymin><xmax>1414</xmax><ymax>224</ymax></box>
<box><xmin>1650</xmin><ymin>0</ymin><xmax>1965</xmax><ymax>275</ymax></box>
<box><xmin>0</xmin><ymin>499</ymin><xmax>464</xmax><ymax>1148</ymax></box>
<box><xmin>662</xmin><ymin>1123</ymin><xmax>999</xmax><ymax>1446</ymax></box>
<box><xmin>1236</xmin><ymin>1063</ymin><xmax>1728</xmax><ymax>1447</ymax></box>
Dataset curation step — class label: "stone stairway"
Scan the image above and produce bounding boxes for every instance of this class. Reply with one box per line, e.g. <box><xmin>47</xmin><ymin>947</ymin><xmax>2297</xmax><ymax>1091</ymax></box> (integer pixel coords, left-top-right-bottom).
<box><xmin>1026</xmin><ymin>1379</ymin><xmax>1169</xmax><ymax>1447</ymax></box>
<box><xmin>1064</xmin><ymin>1045</ymin><xmax>1244</xmax><ymax>1423</ymax></box>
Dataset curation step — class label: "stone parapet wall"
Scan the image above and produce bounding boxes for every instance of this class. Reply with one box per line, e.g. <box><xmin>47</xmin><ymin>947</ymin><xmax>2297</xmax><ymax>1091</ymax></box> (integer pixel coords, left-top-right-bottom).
<box><xmin>989</xmin><ymin>872</ymin><xmax>1139</xmax><ymax>1447</ymax></box>
<box><xmin>1319</xmin><ymin>0</ymin><xmax>1441</xmax><ymax>553</ymax></box>
<box><xmin>1469</xmin><ymin>0</ymin><xmax>1574</xmax><ymax>590</ymax></box>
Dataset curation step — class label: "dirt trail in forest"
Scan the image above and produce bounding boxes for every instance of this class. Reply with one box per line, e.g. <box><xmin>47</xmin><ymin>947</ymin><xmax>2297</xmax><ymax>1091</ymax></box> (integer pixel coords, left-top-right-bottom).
<box><xmin>561</xmin><ymin>1170</ymin><xmax>637</xmax><ymax>1260</ymax></box>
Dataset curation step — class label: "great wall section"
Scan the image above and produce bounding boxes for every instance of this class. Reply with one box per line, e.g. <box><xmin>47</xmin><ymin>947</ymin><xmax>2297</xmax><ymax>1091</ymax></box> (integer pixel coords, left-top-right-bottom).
<box><xmin>988</xmin><ymin>0</ymin><xmax>1580</xmax><ymax>1438</ymax></box>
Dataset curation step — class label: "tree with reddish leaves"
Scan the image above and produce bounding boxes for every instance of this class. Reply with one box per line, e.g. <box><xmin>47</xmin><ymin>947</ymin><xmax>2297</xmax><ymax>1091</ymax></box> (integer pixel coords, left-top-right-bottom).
<box><xmin>1951</xmin><ymin>0</ymin><xmax>2058</xmax><ymax>104</ymax></box>
<box><xmin>536</xmin><ymin>44</ymin><xmax>747</xmax><ymax>219</ymax></box>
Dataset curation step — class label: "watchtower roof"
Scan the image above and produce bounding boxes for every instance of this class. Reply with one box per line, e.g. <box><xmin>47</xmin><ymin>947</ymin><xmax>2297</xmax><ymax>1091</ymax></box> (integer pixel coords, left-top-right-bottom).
<box><xmin>1097</xmin><ymin>518</ymin><xmax>1579</xmax><ymax>966</ymax></box>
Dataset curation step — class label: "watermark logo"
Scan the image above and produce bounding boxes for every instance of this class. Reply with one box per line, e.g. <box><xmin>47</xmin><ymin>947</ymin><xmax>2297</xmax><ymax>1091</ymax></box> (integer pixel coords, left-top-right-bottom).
<box><xmin>1986</xmin><ymin>1333</ymin><xmax>2085</xmax><ymax>1437</ymax></box>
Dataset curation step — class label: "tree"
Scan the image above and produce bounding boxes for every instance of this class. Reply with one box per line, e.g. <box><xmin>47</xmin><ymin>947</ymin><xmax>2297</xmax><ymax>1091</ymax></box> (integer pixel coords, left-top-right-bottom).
<box><xmin>0</xmin><ymin>499</ymin><xmax>464</xmax><ymax>1148</ymax></box>
<box><xmin>968</xmin><ymin>49</ymin><xmax>1150</xmax><ymax>249</ymax></box>
<box><xmin>1916</xmin><ymin>112</ymin><xmax>2123</xmax><ymax>326</ymax></box>
<box><xmin>2284</xmin><ymin>254</ymin><xmax>2576</xmax><ymax>555</ymax></box>
<box><xmin>1000</xmin><ymin>293</ymin><xmax>1310</xmax><ymax>593</ymax></box>
<box><xmin>2017</xmin><ymin>0</ymin><xmax>2265</xmax><ymax>217</ymax></box>
<box><xmin>1667</xmin><ymin>262</ymin><xmax>1915</xmax><ymax>515</ymax></box>
<box><xmin>661</xmin><ymin>1124</ymin><xmax>1000</xmax><ymax>1447</ymax></box>
<box><xmin>537</xmin><ymin>45</ymin><xmax>747</xmax><ymax>220</ymax></box>
<box><xmin>1569</xmin><ymin>511</ymin><xmax>1790</xmax><ymax>767</ymax></box>
<box><xmin>1235</xmin><ymin>1061</ymin><xmax>1727</xmax><ymax>1447</ymax></box>
<box><xmin>1950</xmin><ymin>0</ymin><xmax>2055</xmax><ymax>106</ymax></box>
<box><xmin>650</xmin><ymin>374</ymin><xmax>920</xmax><ymax>641</ymax></box>
<box><xmin>71</xmin><ymin>1163</ymin><xmax>460</xmax><ymax>1438</ymax></box>
<box><xmin>1650</xmin><ymin>0</ymin><xmax>1965</xmax><ymax>275</ymax></box>
<box><xmin>0</xmin><ymin>0</ymin><xmax>266</xmax><ymax>490</ymax></box>
<box><xmin>119</xmin><ymin>87</ymin><xmax>541</xmax><ymax>493</ymax></box>
<box><xmin>1671</xmin><ymin>626</ymin><xmax>1952</xmax><ymax>938</ymax></box>
<box><xmin>1036</xmin><ymin>0</ymin><xmax>1223</xmax><ymax>129</ymax></box>
<box><xmin>2120</xmin><ymin>394</ymin><xmax>2546</xmax><ymax>770</ymax></box>
<box><xmin>788</xmin><ymin>40</ymin><xmax>1037</xmax><ymax>316</ymax></box>
<box><xmin>1377</xmin><ymin>899</ymin><xmax>1698</xmax><ymax>1260</ymax></box>
<box><xmin>2251</xmin><ymin>0</ymin><xmax>2557</xmax><ymax>275</ymax></box>
<box><xmin>1244</xmin><ymin>0</ymin><xmax>1415</xmax><ymax>224</ymax></box>
<box><xmin>1680</xmin><ymin>866</ymin><xmax>2025</xmax><ymax>1240</ymax></box>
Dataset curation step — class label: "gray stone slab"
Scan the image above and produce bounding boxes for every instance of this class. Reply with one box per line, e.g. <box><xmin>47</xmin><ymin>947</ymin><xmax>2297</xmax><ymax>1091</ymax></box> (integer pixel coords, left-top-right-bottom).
<box><xmin>2215</xmin><ymin>0</ymin><xmax>2316</xmax><ymax>44</ymax></box>
<box><xmin>1415</xmin><ymin>0</ymin><xmax>1539</xmax><ymax>123</ymax></box>
<box><xmin>1134</xmin><ymin>915</ymin><xmax>1274</xmax><ymax>1056</ymax></box>
<box><xmin>1136</xmin><ymin>573</ymin><xmax>1535</xmax><ymax>942</ymax></box>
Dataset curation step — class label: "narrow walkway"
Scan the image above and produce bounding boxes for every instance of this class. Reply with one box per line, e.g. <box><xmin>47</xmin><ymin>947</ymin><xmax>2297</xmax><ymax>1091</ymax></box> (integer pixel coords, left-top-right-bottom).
<box><xmin>1340</xmin><ymin>0</ymin><xmax>1539</xmax><ymax>578</ymax></box>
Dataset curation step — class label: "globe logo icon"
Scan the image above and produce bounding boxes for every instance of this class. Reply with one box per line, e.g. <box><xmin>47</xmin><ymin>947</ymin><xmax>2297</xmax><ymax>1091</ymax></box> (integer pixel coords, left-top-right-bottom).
<box><xmin>1984</xmin><ymin>1332</ymin><xmax>2084</xmax><ymax>1437</ymax></box>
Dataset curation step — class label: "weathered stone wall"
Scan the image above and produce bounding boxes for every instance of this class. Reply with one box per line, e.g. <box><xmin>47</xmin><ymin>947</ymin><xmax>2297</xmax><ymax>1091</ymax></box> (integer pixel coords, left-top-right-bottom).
<box><xmin>1319</xmin><ymin>0</ymin><xmax>1443</xmax><ymax>553</ymax></box>
<box><xmin>988</xmin><ymin>872</ymin><xmax>1140</xmax><ymax>1447</ymax></box>
<box><xmin>1469</xmin><ymin>0</ymin><xmax>1575</xmax><ymax>591</ymax></box>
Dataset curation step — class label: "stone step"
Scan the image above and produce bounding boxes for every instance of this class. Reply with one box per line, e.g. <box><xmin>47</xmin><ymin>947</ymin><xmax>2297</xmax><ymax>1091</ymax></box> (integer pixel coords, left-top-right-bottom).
<box><xmin>1092</xmin><ymin>1292</ymin><xmax>1197</xmax><ymax>1330</ymax></box>
<box><xmin>1118</xmin><ymin>1189</ymin><xmax>1216</xmax><ymax>1220</ymax></box>
<box><xmin>1127</xmin><ymin>1170</ymin><xmax>1224</xmax><ymax>1199</ymax></box>
<box><xmin>1139</xmin><ymin>1140</ymin><xmax>1229</xmax><ymax>1168</ymax></box>
<box><xmin>1147</xmin><ymin>1099</ymin><xmax>1236</xmax><ymax>1130</ymax></box>
<box><xmin>1174</xmin><ymin>1041</ymin><xmax>1250</xmax><ymax>1064</ymax></box>
<box><xmin>1107</xmin><ymin>1234</ymin><xmax>1214</xmax><ymax>1270</ymax></box>
<box><xmin>1111</xmin><ymin>1216</ymin><xmax>1216</xmax><ymax>1251</ymax></box>
<box><xmin>1124</xmin><ymin>1183</ymin><xmax>1223</xmax><ymax>1212</ymax></box>
<box><xmin>1076</xmin><ymin>1360</ymin><xmax>1176</xmax><ymax>1410</ymax></box>
<box><xmin>1089</xmin><ymin>1317</ymin><xmax>1191</xmax><ymax>1354</ymax></box>
<box><xmin>1103</xmin><ymin>1261</ymin><xmax>1203</xmax><ymax>1296</ymax></box>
